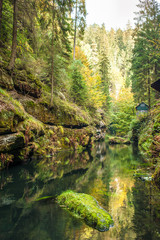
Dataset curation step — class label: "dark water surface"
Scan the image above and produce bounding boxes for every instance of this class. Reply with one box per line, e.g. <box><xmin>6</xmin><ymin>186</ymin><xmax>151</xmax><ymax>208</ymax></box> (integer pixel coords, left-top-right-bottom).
<box><xmin>1</xmin><ymin>143</ymin><xmax>160</xmax><ymax>240</ymax></box>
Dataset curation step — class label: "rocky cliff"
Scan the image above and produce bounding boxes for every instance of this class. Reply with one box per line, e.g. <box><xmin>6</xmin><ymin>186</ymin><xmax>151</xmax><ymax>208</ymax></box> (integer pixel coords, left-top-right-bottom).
<box><xmin>0</xmin><ymin>67</ymin><xmax>106</xmax><ymax>170</ymax></box>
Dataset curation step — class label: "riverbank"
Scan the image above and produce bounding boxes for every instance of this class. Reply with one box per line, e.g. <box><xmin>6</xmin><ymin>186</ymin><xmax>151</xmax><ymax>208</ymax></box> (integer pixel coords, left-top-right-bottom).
<box><xmin>0</xmin><ymin>68</ymin><xmax>106</xmax><ymax>170</ymax></box>
<box><xmin>131</xmin><ymin>103</ymin><xmax>160</xmax><ymax>187</ymax></box>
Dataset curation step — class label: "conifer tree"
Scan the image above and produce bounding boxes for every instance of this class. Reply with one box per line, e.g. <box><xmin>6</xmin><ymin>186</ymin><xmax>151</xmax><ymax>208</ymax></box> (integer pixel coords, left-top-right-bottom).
<box><xmin>0</xmin><ymin>0</ymin><xmax>3</xmax><ymax>46</ymax></box>
<box><xmin>73</xmin><ymin>0</ymin><xmax>86</xmax><ymax>60</ymax></box>
<box><xmin>8</xmin><ymin>0</ymin><xmax>18</xmax><ymax>70</ymax></box>
<box><xmin>131</xmin><ymin>0</ymin><xmax>160</xmax><ymax>107</ymax></box>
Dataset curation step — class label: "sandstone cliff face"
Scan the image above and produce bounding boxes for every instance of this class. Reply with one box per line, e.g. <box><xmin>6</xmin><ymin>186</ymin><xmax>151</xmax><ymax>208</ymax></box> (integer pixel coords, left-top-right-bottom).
<box><xmin>0</xmin><ymin>69</ymin><xmax>106</xmax><ymax>170</ymax></box>
<box><xmin>0</xmin><ymin>68</ymin><xmax>14</xmax><ymax>90</ymax></box>
<box><xmin>0</xmin><ymin>133</ymin><xmax>24</xmax><ymax>152</ymax></box>
<box><xmin>0</xmin><ymin>67</ymin><xmax>41</xmax><ymax>97</ymax></box>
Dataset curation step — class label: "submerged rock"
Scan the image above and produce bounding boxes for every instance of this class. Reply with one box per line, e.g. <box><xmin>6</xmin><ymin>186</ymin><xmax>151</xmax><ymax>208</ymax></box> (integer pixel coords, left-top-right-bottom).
<box><xmin>57</xmin><ymin>190</ymin><xmax>113</xmax><ymax>232</ymax></box>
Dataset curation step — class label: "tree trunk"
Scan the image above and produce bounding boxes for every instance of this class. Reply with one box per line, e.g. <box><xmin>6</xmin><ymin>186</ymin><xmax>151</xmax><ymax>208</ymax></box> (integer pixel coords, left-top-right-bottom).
<box><xmin>50</xmin><ymin>0</ymin><xmax>55</xmax><ymax>106</ymax></box>
<box><xmin>73</xmin><ymin>0</ymin><xmax>77</xmax><ymax>60</ymax></box>
<box><xmin>148</xmin><ymin>71</ymin><xmax>151</xmax><ymax>109</ymax></box>
<box><xmin>8</xmin><ymin>0</ymin><xmax>18</xmax><ymax>70</ymax></box>
<box><xmin>0</xmin><ymin>0</ymin><xmax>3</xmax><ymax>46</ymax></box>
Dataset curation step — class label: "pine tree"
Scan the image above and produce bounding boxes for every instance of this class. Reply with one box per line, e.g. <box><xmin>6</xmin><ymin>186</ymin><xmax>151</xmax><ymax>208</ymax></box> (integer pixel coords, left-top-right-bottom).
<box><xmin>73</xmin><ymin>0</ymin><xmax>86</xmax><ymax>60</ymax></box>
<box><xmin>0</xmin><ymin>0</ymin><xmax>3</xmax><ymax>46</ymax></box>
<box><xmin>8</xmin><ymin>0</ymin><xmax>18</xmax><ymax>70</ymax></box>
<box><xmin>131</xmin><ymin>0</ymin><xmax>160</xmax><ymax>107</ymax></box>
<box><xmin>70</xmin><ymin>60</ymin><xmax>88</xmax><ymax>105</ymax></box>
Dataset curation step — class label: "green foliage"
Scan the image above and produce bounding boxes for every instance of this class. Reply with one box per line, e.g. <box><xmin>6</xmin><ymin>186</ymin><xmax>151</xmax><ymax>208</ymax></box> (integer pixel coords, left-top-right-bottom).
<box><xmin>106</xmin><ymin>135</ymin><xmax>130</xmax><ymax>144</ymax></box>
<box><xmin>0</xmin><ymin>153</ymin><xmax>13</xmax><ymax>170</ymax></box>
<box><xmin>109</xmin><ymin>88</ymin><xmax>135</xmax><ymax>137</ymax></box>
<box><xmin>82</xmin><ymin>23</ymin><xmax>134</xmax><ymax>112</ymax></box>
<box><xmin>70</xmin><ymin>60</ymin><xmax>88</xmax><ymax>106</ymax></box>
<box><xmin>130</xmin><ymin>116</ymin><xmax>146</xmax><ymax>132</ymax></box>
<box><xmin>153</xmin><ymin>164</ymin><xmax>160</xmax><ymax>187</ymax></box>
<box><xmin>0</xmin><ymin>0</ymin><xmax>86</xmax><ymax>97</ymax></box>
<box><xmin>1</xmin><ymin>0</ymin><xmax>13</xmax><ymax>47</ymax></box>
<box><xmin>131</xmin><ymin>0</ymin><xmax>160</xmax><ymax>106</ymax></box>
<box><xmin>130</xmin><ymin>115</ymin><xmax>148</xmax><ymax>142</ymax></box>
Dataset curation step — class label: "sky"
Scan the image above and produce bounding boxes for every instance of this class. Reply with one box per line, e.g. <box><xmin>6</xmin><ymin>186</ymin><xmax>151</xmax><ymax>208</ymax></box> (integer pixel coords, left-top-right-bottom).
<box><xmin>86</xmin><ymin>0</ymin><xmax>160</xmax><ymax>30</ymax></box>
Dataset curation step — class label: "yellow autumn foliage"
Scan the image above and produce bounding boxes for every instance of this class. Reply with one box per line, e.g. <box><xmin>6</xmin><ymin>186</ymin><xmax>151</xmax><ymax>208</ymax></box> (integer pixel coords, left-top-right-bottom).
<box><xmin>74</xmin><ymin>46</ymin><xmax>106</xmax><ymax>108</ymax></box>
<box><xmin>83</xmin><ymin>67</ymin><xmax>106</xmax><ymax>108</ymax></box>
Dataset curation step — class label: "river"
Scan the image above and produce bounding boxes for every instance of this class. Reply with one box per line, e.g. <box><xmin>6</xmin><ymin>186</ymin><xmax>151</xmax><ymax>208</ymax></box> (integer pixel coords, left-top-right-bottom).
<box><xmin>0</xmin><ymin>142</ymin><xmax>160</xmax><ymax>240</ymax></box>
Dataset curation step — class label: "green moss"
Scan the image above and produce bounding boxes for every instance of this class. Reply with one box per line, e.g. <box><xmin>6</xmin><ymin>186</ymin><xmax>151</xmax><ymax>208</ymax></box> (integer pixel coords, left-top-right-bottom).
<box><xmin>26</xmin><ymin>116</ymin><xmax>44</xmax><ymax>131</ymax></box>
<box><xmin>0</xmin><ymin>88</ymin><xmax>10</xmax><ymax>97</ymax></box>
<box><xmin>0</xmin><ymin>87</ymin><xmax>27</xmax><ymax>118</ymax></box>
<box><xmin>57</xmin><ymin>190</ymin><xmax>113</xmax><ymax>232</ymax></box>
<box><xmin>140</xmin><ymin>138</ymin><xmax>152</xmax><ymax>154</ymax></box>
<box><xmin>106</xmin><ymin>135</ymin><xmax>130</xmax><ymax>145</ymax></box>
<box><xmin>25</xmin><ymin>100</ymin><xmax>35</xmax><ymax>108</ymax></box>
<box><xmin>153</xmin><ymin>121</ymin><xmax>160</xmax><ymax>134</ymax></box>
<box><xmin>153</xmin><ymin>164</ymin><xmax>160</xmax><ymax>187</ymax></box>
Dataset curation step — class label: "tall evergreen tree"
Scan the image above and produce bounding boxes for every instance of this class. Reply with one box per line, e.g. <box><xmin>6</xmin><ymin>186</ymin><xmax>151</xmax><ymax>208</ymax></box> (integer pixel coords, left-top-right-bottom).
<box><xmin>131</xmin><ymin>0</ymin><xmax>160</xmax><ymax>107</ymax></box>
<box><xmin>8</xmin><ymin>0</ymin><xmax>18</xmax><ymax>70</ymax></box>
<box><xmin>0</xmin><ymin>0</ymin><xmax>3</xmax><ymax>46</ymax></box>
<box><xmin>51</xmin><ymin>0</ymin><xmax>55</xmax><ymax>106</ymax></box>
<box><xmin>99</xmin><ymin>25</ymin><xmax>110</xmax><ymax>110</ymax></box>
<box><xmin>73</xmin><ymin>0</ymin><xmax>86</xmax><ymax>60</ymax></box>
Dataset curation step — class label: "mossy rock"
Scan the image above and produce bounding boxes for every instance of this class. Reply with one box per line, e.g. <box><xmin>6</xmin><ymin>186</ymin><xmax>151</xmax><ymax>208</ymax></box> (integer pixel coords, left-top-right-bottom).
<box><xmin>0</xmin><ymin>132</ymin><xmax>25</xmax><ymax>152</ymax></box>
<box><xmin>57</xmin><ymin>190</ymin><xmax>113</xmax><ymax>232</ymax></box>
<box><xmin>0</xmin><ymin>68</ymin><xmax>14</xmax><ymax>90</ymax></box>
<box><xmin>107</xmin><ymin>136</ymin><xmax>130</xmax><ymax>145</ymax></box>
<box><xmin>0</xmin><ymin>100</ymin><xmax>25</xmax><ymax>134</ymax></box>
<box><xmin>13</xmin><ymin>70</ymin><xmax>42</xmax><ymax>98</ymax></box>
<box><xmin>22</xmin><ymin>97</ymin><xmax>91</xmax><ymax>127</ymax></box>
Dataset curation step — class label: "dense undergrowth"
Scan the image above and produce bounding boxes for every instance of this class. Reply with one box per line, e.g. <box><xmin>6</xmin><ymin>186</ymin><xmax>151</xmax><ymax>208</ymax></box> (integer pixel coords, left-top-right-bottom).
<box><xmin>130</xmin><ymin>102</ymin><xmax>160</xmax><ymax>187</ymax></box>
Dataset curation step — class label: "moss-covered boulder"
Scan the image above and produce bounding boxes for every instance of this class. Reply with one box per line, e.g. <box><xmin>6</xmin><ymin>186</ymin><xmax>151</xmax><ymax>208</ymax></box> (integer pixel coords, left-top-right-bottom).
<box><xmin>0</xmin><ymin>68</ymin><xmax>14</xmax><ymax>90</ymax></box>
<box><xmin>57</xmin><ymin>190</ymin><xmax>113</xmax><ymax>232</ymax></box>
<box><xmin>0</xmin><ymin>105</ymin><xmax>25</xmax><ymax>135</ymax></box>
<box><xmin>0</xmin><ymin>93</ymin><xmax>25</xmax><ymax>135</ymax></box>
<box><xmin>56</xmin><ymin>126</ymin><xmax>94</xmax><ymax>150</ymax></box>
<box><xmin>21</xmin><ymin>97</ymin><xmax>92</xmax><ymax>127</ymax></box>
<box><xmin>0</xmin><ymin>132</ymin><xmax>25</xmax><ymax>152</ymax></box>
<box><xmin>106</xmin><ymin>135</ymin><xmax>130</xmax><ymax>145</ymax></box>
<box><xmin>13</xmin><ymin>70</ymin><xmax>42</xmax><ymax>98</ymax></box>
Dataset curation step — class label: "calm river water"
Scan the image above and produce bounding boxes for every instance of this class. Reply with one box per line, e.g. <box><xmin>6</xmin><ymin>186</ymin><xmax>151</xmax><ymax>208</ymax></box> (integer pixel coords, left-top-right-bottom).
<box><xmin>0</xmin><ymin>142</ymin><xmax>160</xmax><ymax>240</ymax></box>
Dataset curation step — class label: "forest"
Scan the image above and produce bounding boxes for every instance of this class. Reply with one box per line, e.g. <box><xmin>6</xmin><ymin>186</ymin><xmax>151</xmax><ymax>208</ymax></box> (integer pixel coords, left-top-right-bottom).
<box><xmin>0</xmin><ymin>0</ymin><xmax>160</xmax><ymax>239</ymax></box>
<box><xmin>0</xmin><ymin>0</ymin><xmax>160</xmax><ymax>159</ymax></box>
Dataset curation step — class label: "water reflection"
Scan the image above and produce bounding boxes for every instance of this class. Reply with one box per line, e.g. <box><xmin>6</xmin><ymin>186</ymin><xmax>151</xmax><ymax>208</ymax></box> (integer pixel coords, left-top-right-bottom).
<box><xmin>0</xmin><ymin>143</ymin><xmax>160</xmax><ymax>240</ymax></box>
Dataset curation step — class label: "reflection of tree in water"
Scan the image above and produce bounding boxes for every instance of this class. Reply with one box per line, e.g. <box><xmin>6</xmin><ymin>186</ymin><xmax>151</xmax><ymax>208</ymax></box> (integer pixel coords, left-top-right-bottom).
<box><xmin>71</xmin><ymin>144</ymin><xmax>146</xmax><ymax>239</ymax></box>
<box><xmin>0</xmin><ymin>150</ymin><xmax>92</xmax><ymax>240</ymax></box>
<box><xmin>75</xmin><ymin>142</ymin><xmax>112</xmax><ymax>209</ymax></box>
<box><xmin>132</xmin><ymin>180</ymin><xmax>160</xmax><ymax>240</ymax></box>
<box><xmin>1</xmin><ymin>143</ymin><xmax>160</xmax><ymax>240</ymax></box>
<box><xmin>32</xmin><ymin>149</ymin><xmax>92</xmax><ymax>182</ymax></box>
<box><xmin>101</xmin><ymin>144</ymin><xmax>144</xmax><ymax>240</ymax></box>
